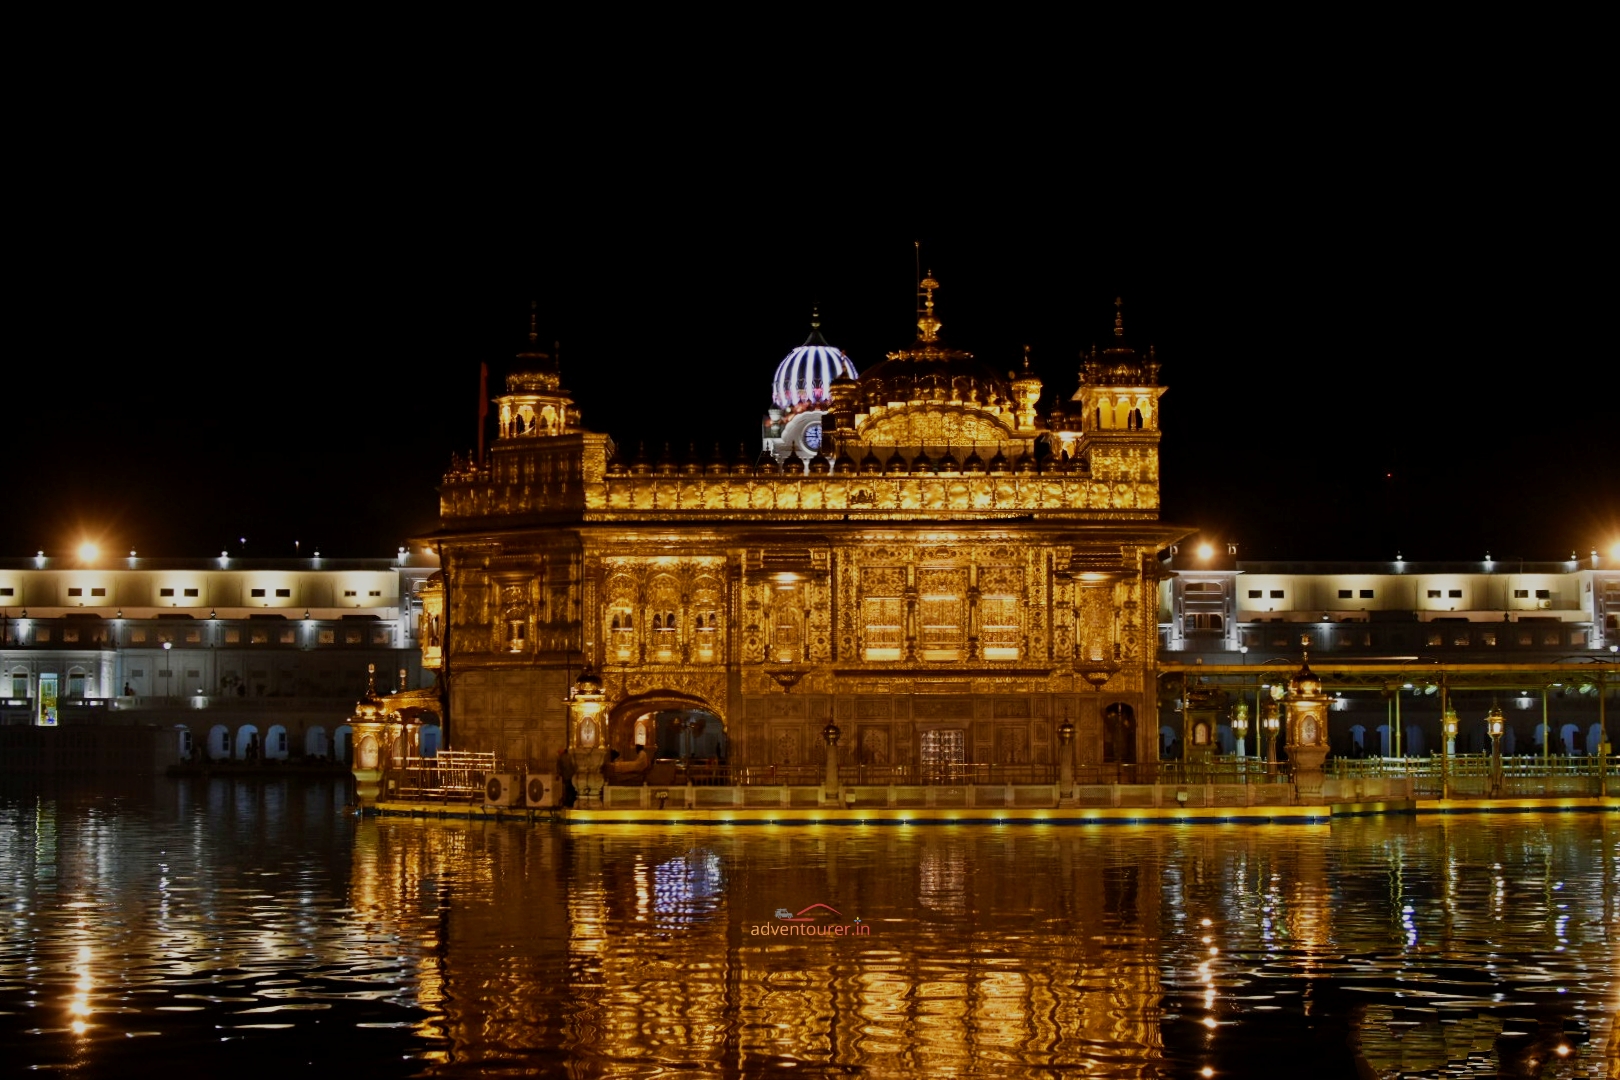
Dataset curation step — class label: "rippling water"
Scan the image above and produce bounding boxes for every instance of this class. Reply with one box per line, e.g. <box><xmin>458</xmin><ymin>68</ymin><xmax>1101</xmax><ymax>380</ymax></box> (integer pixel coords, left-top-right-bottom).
<box><xmin>1</xmin><ymin>778</ymin><xmax>1615</xmax><ymax>1078</ymax></box>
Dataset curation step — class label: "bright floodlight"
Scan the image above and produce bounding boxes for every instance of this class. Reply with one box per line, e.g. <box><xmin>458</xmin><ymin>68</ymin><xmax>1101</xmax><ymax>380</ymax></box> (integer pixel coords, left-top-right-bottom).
<box><xmin>1197</xmin><ymin>543</ymin><xmax>1214</xmax><ymax>560</ymax></box>
<box><xmin>77</xmin><ymin>542</ymin><xmax>98</xmax><ymax>562</ymax></box>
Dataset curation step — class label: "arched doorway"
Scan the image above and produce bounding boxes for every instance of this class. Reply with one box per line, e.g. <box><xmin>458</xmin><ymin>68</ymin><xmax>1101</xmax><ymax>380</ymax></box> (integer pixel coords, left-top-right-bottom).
<box><xmin>305</xmin><ymin>726</ymin><xmax>329</xmax><ymax>759</ymax></box>
<box><xmin>608</xmin><ymin>693</ymin><xmax>728</xmax><ymax>780</ymax></box>
<box><xmin>235</xmin><ymin>725</ymin><xmax>261</xmax><ymax>762</ymax></box>
<box><xmin>333</xmin><ymin>725</ymin><xmax>353</xmax><ymax>764</ymax></box>
<box><xmin>419</xmin><ymin>724</ymin><xmax>441</xmax><ymax>757</ymax></box>
<box><xmin>1103</xmin><ymin>703</ymin><xmax>1137</xmax><ymax>764</ymax></box>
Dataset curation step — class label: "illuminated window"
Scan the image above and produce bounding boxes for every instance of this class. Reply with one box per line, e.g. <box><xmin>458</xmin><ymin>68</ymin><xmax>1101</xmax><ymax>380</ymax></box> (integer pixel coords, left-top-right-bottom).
<box><xmin>980</xmin><ymin>596</ymin><xmax>1020</xmax><ymax>660</ymax></box>
<box><xmin>919</xmin><ymin>595</ymin><xmax>963</xmax><ymax>660</ymax></box>
<box><xmin>371</xmin><ymin>628</ymin><xmax>390</xmax><ymax>644</ymax></box>
<box><xmin>185</xmin><ymin>630</ymin><xmax>200</xmax><ymax>643</ymax></box>
<box><xmin>250</xmin><ymin>629</ymin><xmax>268</xmax><ymax>644</ymax></box>
<box><xmin>345</xmin><ymin>629</ymin><xmax>361</xmax><ymax>644</ymax></box>
<box><xmin>863</xmin><ymin>598</ymin><xmax>903</xmax><ymax>661</ymax></box>
<box><xmin>131</xmin><ymin>629</ymin><xmax>147</xmax><ymax>643</ymax></box>
<box><xmin>279</xmin><ymin>629</ymin><xmax>294</xmax><ymax>644</ymax></box>
<box><xmin>318</xmin><ymin>630</ymin><xmax>335</xmax><ymax>644</ymax></box>
<box><xmin>1426</xmin><ymin>631</ymin><xmax>1442</xmax><ymax>647</ymax></box>
<box><xmin>224</xmin><ymin>629</ymin><xmax>240</xmax><ymax>643</ymax></box>
<box><xmin>62</xmin><ymin>629</ymin><xmax>79</xmax><ymax>643</ymax></box>
<box><xmin>1480</xmin><ymin>631</ymin><xmax>1497</xmax><ymax>646</ymax></box>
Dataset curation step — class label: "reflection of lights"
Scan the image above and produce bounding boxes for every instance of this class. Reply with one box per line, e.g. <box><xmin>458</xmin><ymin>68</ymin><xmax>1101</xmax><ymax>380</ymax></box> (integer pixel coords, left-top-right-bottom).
<box><xmin>1202</xmin><ymin>1016</ymin><xmax>1217</xmax><ymax>1028</ymax></box>
<box><xmin>1202</xmin><ymin>1069</ymin><xmax>1215</xmax><ymax>1078</ymax></box>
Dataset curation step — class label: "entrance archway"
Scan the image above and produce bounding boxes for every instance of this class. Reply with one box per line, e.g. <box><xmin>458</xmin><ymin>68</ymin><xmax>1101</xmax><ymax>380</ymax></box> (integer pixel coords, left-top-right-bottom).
<box><xmin>1103</xmin><ymin>703</ymin><xmax>1137</xmax><ymax>764</ymax></box>
<box><xmin>608</xmin><ymin>692</ymin><xmax>728</xmax><ymax>771</ymax></box>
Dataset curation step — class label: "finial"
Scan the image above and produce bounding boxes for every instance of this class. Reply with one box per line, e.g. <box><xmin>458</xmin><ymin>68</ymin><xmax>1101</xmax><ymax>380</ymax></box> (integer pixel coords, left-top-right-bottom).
<box><xmin>529</xmin><ymin>300</ymin><xmax>538</xmax><ymax>345</ymax></box>
<box><xmin>918</xmin><ymin>270</ymin><xmax>942</xmax><ymax>342</ymax></box>
<box><xmin>1022</xmin><ymin>344</ymin><xmax>1031</xmax><ymax>372</ymax></box>
<box><xmin>1113</xmin><ymin>296</ymin><xmax>1124</xmax><ymax>339</ymax></box>
<box><xmin>810</xmin><ymin>304</ymin><xmax>821</xmax><ymax>331</ymax></box>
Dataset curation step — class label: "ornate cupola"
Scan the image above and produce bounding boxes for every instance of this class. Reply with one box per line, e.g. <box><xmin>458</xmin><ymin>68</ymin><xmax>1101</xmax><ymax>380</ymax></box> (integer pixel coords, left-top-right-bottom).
<box><xmin>765</xmin><ymin>310</ymin><xmax>859</xmax><ymax>467</ymax></box>
<box><xmin>495</xmin><ymin>303</ymin><xmax>579</xmax><ymax>440</ymax></box>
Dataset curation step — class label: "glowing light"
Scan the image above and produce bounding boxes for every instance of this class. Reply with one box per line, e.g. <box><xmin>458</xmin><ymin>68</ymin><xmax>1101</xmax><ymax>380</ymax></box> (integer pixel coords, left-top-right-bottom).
<box><xmin>77</xmin><ymin>542</ymin><xmax>98</xmax><ymax>562</ymax></box>
<box><xmin>1202</xmin><ymin>1069</ymin><xmax>1215</xmax><ymax>1078</ymax></box>
<box><xmin>1197</xmin><ymin>543</ymin><xmax>1214</xmax><ymax>560</ymax></box>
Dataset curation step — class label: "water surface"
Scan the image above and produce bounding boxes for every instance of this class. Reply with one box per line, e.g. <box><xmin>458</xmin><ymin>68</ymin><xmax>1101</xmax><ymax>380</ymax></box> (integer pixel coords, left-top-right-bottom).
<box><xmin>2</xmin><ymin>778</ymin><xmax>1614</xmax><ymax>1077</ymax></box>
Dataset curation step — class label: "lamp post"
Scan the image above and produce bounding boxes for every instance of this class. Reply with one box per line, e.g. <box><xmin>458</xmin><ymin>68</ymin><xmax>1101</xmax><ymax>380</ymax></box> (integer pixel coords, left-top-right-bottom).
<box><xmin>1487</xmin><ymin>704</ymin><xmax>1505</xmax><ymax>798</ymax></box>
<box><xmin>162</xmin><ymin>640</ymin><xmax>172</xmax><ymax>699</ymax></box>
<box><xmin>822</xmin><ymin>720</ymin><xmax>841</xmax><ymax>798</ymax></box>
<box><xmin>1232</xmin><ymin>702</ymin><xmax>1250</xmax><ymax>760</ymax></box>
<box><xmin>1441</xmin><ymin>704</ymin><xmax>1458</xmax><ymax>800</ymax></box>
<box><xmin>567</xmin><ymin>666</ymin><xmax>608</xmax><ymax>802</ymax></box>
<box><xmin>1262</xmin><ymin>699</ymin><xmax>1280</xmax><ymax>778</ymax></box>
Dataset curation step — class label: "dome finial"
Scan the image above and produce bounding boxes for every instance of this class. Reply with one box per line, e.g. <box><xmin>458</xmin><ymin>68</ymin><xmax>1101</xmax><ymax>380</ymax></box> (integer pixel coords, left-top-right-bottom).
<box><xmin>918</xmin><ymin>269</ymin><xmax>942</xmax><ymax>343</ymax></box>
<box><xmin>1022</xmin><ymin>344</ymin><xmax>1031</xmax><ymax>372</ymax></box>
<box><xmin>528</xmin><ymin>299</ymin><xmax>539</xmax><ymax>346</ymax></box>
<box><xmin>1113</xmin><ymin>296</ymin><xmax>1124</xmax><ymax>339</ymax></box>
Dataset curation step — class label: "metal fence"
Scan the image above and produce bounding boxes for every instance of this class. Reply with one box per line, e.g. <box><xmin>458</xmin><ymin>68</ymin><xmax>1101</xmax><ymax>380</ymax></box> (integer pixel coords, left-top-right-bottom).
<box><xmin>396</xmin><ymin>750</ymin><xmax>496</xmax><ymax>800</ymax></box>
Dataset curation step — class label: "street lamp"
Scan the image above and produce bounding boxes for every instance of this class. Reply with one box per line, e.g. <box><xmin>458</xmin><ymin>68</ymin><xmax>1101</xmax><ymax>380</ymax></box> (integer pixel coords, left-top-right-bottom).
<box><xmin>822</xmin><ymin>720</ymin><xmax>842</xmax><ymax>795</ymax></box>
<box><xmin>1442</xmin><ymin>704</ymin><xmax>1458</xmax><ymax>799</ymax></box>
<box><xmin>162</xmin><ymin>640</ymin><xmax>172</xmax><ymax>697</ymax></box>
<box><xmin>1232</xmin><ymin>702</ymin><xmax>1249</xmax><ymax>760</ymax></box>
<box><xmin>1261</xmin><ymin>699</ymin><xmax>1280</xmax><ymax>777</ymax></box>
<box><xmin>1486</xmin><ymin>704</ymin><xmax>1505</xmax><ymax>797</ymax></box>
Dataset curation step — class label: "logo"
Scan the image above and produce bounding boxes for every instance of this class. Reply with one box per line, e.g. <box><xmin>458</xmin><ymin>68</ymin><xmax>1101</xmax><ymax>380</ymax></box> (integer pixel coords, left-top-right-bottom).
<box><xmin>751</xmin><ymin>902</ymin><xmax>870</xmax><ymax>938</ymax></box>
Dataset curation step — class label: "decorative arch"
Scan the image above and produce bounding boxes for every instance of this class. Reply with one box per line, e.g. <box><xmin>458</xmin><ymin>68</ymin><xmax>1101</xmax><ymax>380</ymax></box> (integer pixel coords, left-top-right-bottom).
<box><xmin>607</xmin><ymin>691</ymin><xmax>727</xmax><ymax>761</ymax></box>
<box><xmin>207</xmin><ymin>724</ymin><xmax>230</xmax><ymax>761</ymax></box>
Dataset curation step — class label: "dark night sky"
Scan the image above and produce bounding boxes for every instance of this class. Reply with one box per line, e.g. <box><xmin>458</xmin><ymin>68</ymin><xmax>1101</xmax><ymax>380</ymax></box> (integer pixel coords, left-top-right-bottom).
<box><xmin>14</xmin><ymin>193</ymin><xmax>1616</xmax><ymax>564</ymax></box>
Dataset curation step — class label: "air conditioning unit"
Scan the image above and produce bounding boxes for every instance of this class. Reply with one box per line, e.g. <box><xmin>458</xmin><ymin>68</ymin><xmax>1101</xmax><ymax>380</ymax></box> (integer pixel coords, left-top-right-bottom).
<box><xmin>526</xmin><ymin>773</ymin><xmax>558</xmax><ymax>808</ymax></box>
<box><xmin>483</xmin><ymin>773</ymin><xmax>522</xmax><ymax>807</ymax></box>
<box><xmin>1538</xmin><ymin>599</ymin><xmax>1552</xmax><ymax>609</ymax></box>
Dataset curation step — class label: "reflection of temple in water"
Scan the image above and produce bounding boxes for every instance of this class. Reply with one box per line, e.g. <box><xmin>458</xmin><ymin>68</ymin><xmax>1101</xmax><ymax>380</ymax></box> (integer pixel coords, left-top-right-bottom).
<box><xmin>423</xmin><ymin>283</ymin><xmax>1188</xmax><ymax>780</ymax></box>
<box><xmin>351</xmin><ymin>824</ymin><xmax>1172</xmax><ymax>1073</ymax></box>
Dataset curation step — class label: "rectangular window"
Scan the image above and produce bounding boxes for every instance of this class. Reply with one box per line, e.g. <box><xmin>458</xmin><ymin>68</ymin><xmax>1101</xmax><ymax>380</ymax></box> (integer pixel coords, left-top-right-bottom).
<box><xmin>979</xmin><ymin>596</ymin><xmax>1020</xmax><ymax>660</ymax></box>
<box><xmin>1426</xmin><ymin>631</ymin><xmax>1442</xmax><ymax>647</ymax></box>
<box><xmin>1535</xmin><ymin>589</ymin><xmax>1550</xmax><ymax>599</ymax></box>
<box><xmin>1247</xmin><ymin>589</ymin><xmax>1261</xmax><ymax>599</ymax></box>
<box><xmin>160</xmin><ymin>588</ymin><xmax>174</xmax><ymax>597</ymax></box>
<box><xmin>1480</xmin><ymin>631</ymin><xmax>1497</xmax><ymax>646</ymax></box>
<box><xmin>250</xmin><ymin>588</ymin><xmax>266</xmax><ymax>598</ymax></box>
<box><xmin>183</xmin><ymin>588</ymin><xmax>199</xmax><ymax>598</ymax></box>
<box><xmin>62</xmin><ymin>629</ymin><xmax>79</xmax><ymax>643</ymax></box>
<box><xmin>250</xmin><ymin>629</ymin><xmax>268</xmax><ymax>644</ymax></box>
<box><xmin>185</xmin><ymin>668</ymin><xmax>200</xmax><ymax>679</ymax></box>
<box><xmin>1513</xmin><ymin>589</ymin><xmax>1529</xmax><ymax>599</ymax></box>
<box><xmin>129</xmin><ymin>669</ymin><xmax>144</xmax><ymax>678</ymax></box>
<box><xmin>1338</xmin><ymin>589</ymin><xmax>1352</xmax><ymax>599</ymax></box>
<box><xmin>318</xmin><ymin>630</ymin><xmax>335</xmax><ymax>644</ymax></box>
<box><xmin>1427</xmin><ymin>589</ymin><xmax>1441</xmax><ymax>598</ymax></box>
<box><xmin>1544</xmin><ymin>631</ymin><xmax>1561</xmax><ymax>646</ymax></box>
<box><xmin>345</xmin><ymin>630</ymin><xmax>362</xmax><ymax>644</ymax></box>
<box><xmin>185</xmin><ymin>630</ymin><xmax>200</xmax><ymax>643</ymax></box>
<box><xmin>279</xmin><ymin>629</ymin><xmax>295</xmax><ymax>644</ymax></box>
<box><xmin>224</xmin><ymin>629</ymin><xmax>240</xmax><ymax>643</ymax></box>
<box><xmin>1269</xmin><ymin>589</ymin><xmax>1284</xmax><ymax>598</ymax></box>
<box><xmin>368</xmin><ymin>590</ymin><xmax>381</xmax><ymax>597</ymax></box>
<box><xmin>91</xmin><ymin>587</ymin><xmax>106</xmax><ymax>597</ymax></box>
<box><xmin>1518</xmin><ymin>631</ymin><xmax>1533</xmax><ymax>645</ymax></box>
<box><xmin>0</xmin><ymin>587</ymin><xmax>11</xmax><ymax>596</ymax></box>
<box><xmin>863</xmin><ymin>597</ymin><xmax>903</xmax><ymax>661</ymax></box>
<box><xmin>343</xmin><ymin>590</ymin><xmax>357</xmax><ymax>597</ymax></box>
<box><xmin>275</xmin><ymin>588</ymin><xmax>290</xmax><ymax>598</ymax></box>
<box><xmin>68</xmin><ymin>588</ymin><xmax>83</xmax><ymax>597</ymax></box>
<box><xmin>1448</xmin><ymin>589</ymin><xmax>1462</xmax><ymax>598</ymax></box>
<box><xmin>131</xmin><ymin>629</ymin><xmax>147</xmax><ymax>643</ymax></box>
<box><xmin>1359</xmin><ymin>589</ymin><xmax>1374</xmax><ymax>599</ymax></box>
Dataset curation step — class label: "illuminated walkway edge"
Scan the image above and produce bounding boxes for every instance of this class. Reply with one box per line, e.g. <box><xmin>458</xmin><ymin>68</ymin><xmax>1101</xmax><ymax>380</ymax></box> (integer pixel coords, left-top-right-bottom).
<box><xmin>363</xmin><ymin>796</ymin><xmax>1616</xmax><ymax>825</ymax></box>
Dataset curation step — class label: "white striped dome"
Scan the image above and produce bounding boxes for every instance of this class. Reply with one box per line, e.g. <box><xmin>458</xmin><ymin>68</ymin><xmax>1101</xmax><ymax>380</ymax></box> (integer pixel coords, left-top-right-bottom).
<box><xmin>772</xmin><ymin>317</ymin><xmax>857</xmax><ymax>411</ymax></box>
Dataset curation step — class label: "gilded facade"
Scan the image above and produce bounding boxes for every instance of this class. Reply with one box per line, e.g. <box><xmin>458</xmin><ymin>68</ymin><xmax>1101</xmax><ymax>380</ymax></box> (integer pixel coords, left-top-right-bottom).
<box><xmin>424</xmin><ymin>281</ymin><xmax>1191</xmax><ymax>776</ymax></box>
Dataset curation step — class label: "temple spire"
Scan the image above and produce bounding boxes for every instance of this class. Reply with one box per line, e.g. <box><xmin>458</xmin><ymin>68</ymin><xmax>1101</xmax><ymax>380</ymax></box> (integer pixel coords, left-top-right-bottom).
<box><xmin>918</xmin><ymin>271</ymin><xmax>942</xmax><ymax>343</ymax></box>
<box><xmin>1113</xmin><ymin>296</ymin><xmax>1125</xmax><ymax>339</ymax></box>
